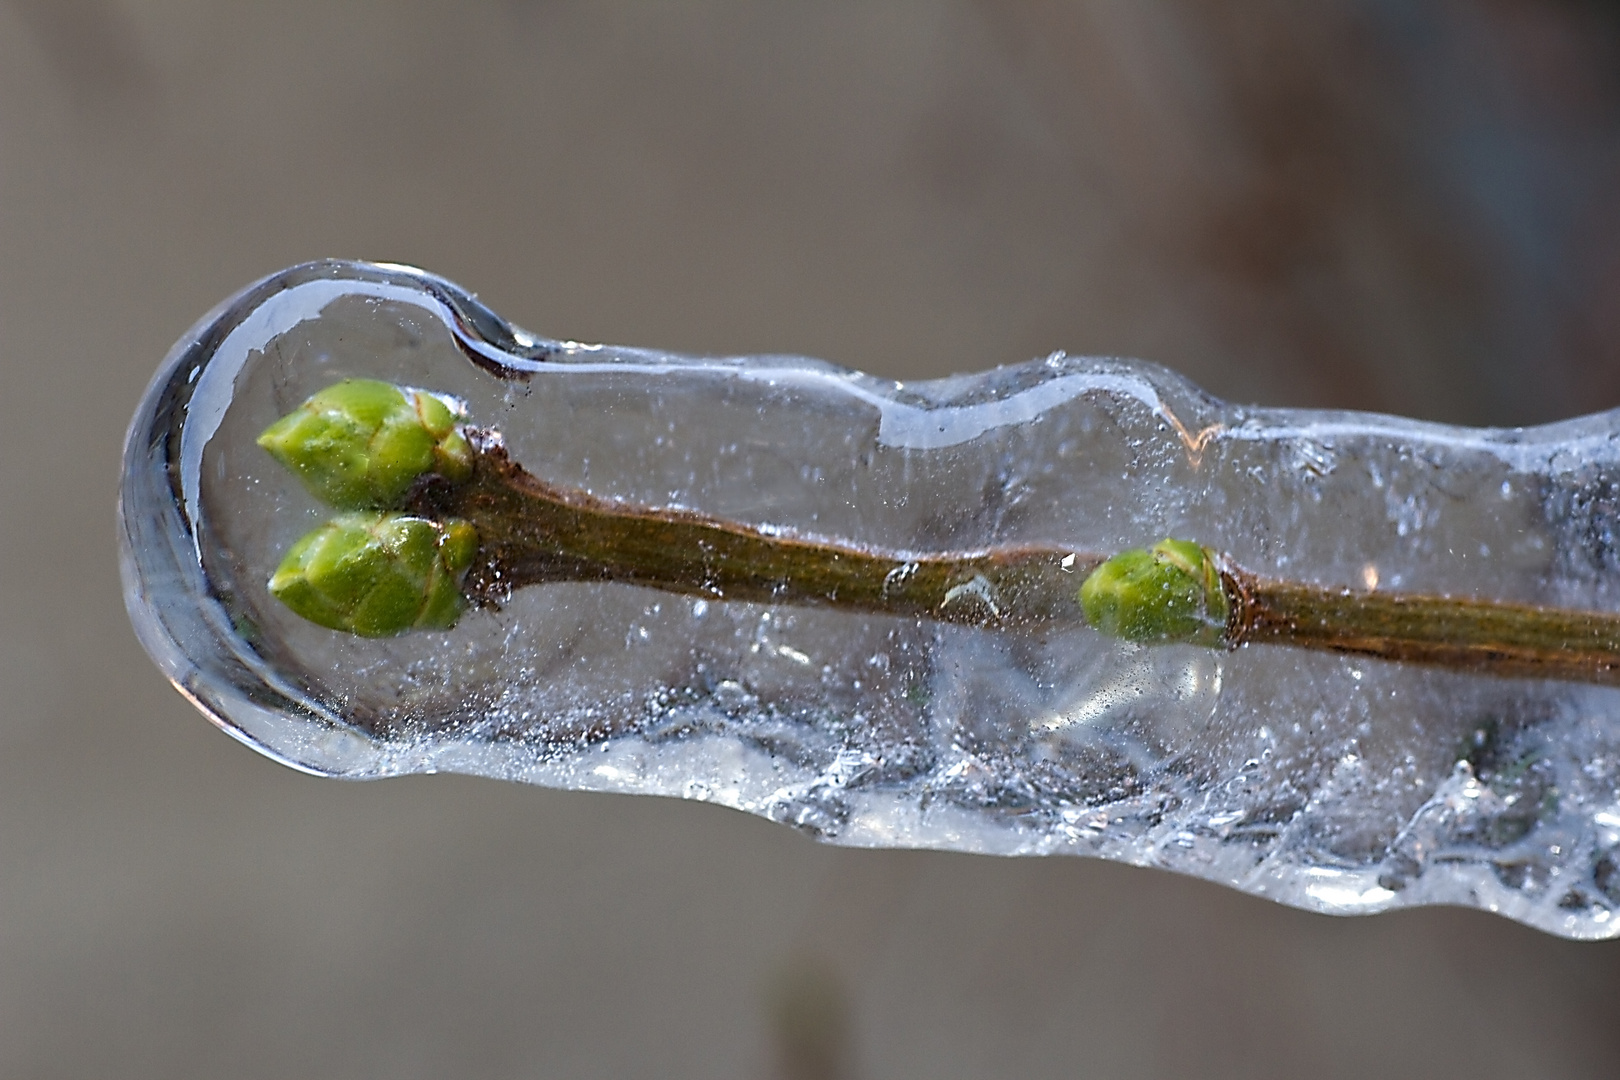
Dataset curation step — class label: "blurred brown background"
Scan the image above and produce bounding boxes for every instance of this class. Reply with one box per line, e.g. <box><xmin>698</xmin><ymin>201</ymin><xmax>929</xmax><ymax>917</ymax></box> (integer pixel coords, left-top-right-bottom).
<box><xmin>5</xmin><ymin>2</ymin><xmax>1620</xmax><ymax>1077</ymax></box>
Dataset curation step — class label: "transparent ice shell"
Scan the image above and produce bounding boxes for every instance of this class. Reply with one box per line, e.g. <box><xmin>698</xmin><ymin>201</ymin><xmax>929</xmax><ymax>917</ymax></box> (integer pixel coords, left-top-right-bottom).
<box><xmin>120</xmin><ymin>260</ymin><xmax>1620</xmax><ymax>938</ymax></box>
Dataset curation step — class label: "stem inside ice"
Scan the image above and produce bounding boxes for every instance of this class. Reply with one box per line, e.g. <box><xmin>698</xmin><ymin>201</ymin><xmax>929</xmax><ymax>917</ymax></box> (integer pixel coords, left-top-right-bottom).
<box><xmin>261</xmin><ymin>381</ymin><xmax>1620</xmax><ymax>687</ymax></box>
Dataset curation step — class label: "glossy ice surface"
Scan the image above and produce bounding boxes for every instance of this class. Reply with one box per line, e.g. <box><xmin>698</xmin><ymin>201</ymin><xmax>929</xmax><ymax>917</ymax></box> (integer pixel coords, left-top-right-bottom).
<box><xmin>121</xmin><ymin>260</ymin><xmax>1620</xmax><ymax>938</ymax></box>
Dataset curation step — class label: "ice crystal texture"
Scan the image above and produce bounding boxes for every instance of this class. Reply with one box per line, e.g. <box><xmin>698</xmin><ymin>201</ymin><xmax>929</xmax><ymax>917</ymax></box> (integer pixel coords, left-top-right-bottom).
<box><xmin>121</xmin><ymin>260</ymin><xmax>1620</xmax><ymax>938</ymax></box>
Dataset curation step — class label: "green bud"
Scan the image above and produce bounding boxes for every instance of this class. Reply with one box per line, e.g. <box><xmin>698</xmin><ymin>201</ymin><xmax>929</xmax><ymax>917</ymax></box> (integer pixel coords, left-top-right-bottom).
<box><xmin>1079</xmin><ymin>538</ymin><xmax>1229</xmax><ymax>648</ymax></box>
<box><xmin>268</xmin><ymin>512</ymin><xmax>480</xmax><ymax>637</ymax></box>
<box><xmin>257</xmin><ymin>379</ymin><xmax>474</xmax><ymax>509</ymax></box>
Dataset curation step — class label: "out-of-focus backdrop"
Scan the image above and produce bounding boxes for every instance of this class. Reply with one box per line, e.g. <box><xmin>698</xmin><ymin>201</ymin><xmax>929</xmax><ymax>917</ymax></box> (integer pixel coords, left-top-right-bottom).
<box><xmin>5</xmin><ymin>2</ymin><xmax>1620</xmax><ymax>1076</ymax></box>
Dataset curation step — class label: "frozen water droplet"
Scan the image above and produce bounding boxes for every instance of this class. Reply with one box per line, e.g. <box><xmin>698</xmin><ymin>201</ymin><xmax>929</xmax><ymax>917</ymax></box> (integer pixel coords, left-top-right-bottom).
<box><xmin>120</xmin><ymin>260</ymin><xmax>1620</xmax><ymax>939</ymax></box>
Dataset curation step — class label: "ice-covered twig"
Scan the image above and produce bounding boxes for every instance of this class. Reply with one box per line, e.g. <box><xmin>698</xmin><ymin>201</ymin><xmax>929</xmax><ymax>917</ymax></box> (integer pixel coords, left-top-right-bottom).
<box><xmin>120</xmin><ymin>260</ymin><xmax>1620</xmax><ymax>939</ymax></box>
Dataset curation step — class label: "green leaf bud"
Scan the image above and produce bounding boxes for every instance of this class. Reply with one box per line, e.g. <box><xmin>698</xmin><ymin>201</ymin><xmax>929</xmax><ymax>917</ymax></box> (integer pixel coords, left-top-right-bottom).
<box><xmin>268</xmin><ymin>512</ymin><xmax>480</xmax><ymax>637</ymax></box>
<box><xmin>1079</xmin><ymin>538</ymin><xmax>1230</xmax><ymax>648</ymax></box>
<box><xmin>257</xmin><ymin>379</ymin><xmax>474</xmax><ymax>509</ymax></box>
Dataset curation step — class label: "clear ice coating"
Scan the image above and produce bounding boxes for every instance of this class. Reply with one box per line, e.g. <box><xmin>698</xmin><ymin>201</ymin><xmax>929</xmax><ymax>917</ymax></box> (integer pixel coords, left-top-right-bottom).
<box><xmin>120</xmin><ymin>260</ymin><xmax>1620</xmax><ymax>939</ymax></box>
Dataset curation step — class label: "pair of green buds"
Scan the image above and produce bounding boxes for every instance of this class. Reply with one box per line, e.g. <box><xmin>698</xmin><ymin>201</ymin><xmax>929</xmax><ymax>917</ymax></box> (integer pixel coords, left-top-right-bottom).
<box><xmin>257</xmin><ymin>379</ymin><xmax>481</xmax><ymax>637</ymax></box>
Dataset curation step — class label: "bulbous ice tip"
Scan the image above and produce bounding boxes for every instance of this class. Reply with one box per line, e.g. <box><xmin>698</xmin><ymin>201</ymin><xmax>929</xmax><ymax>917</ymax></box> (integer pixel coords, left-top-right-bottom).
<box><xmin>1079</xmin><ymin>538</ymin><xmax>1229</xmax><ymax>648</ymax></box>
<box><xmin>256</xmin><ymin>379</ymin><xmax>473</xmax><ymax>510</ymax></box>
<box><xmin>267</xmin><ymin>512</ymin><xmax>479</xmax><ymax>637</ymax></box>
